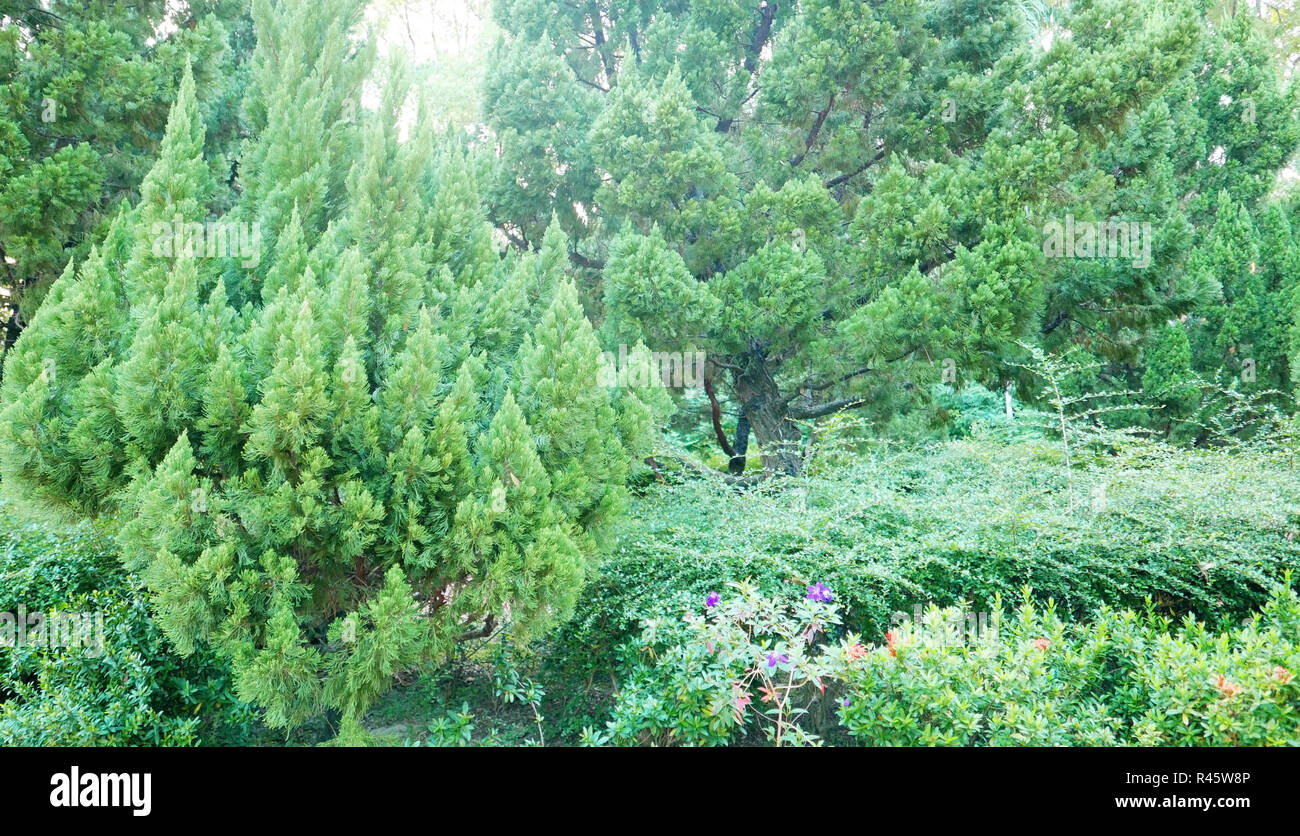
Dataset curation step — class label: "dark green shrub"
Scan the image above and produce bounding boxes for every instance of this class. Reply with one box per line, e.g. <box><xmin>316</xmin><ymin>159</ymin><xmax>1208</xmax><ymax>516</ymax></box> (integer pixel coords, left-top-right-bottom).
<box><xmin>0</xmin><ymin>503</ymin><xmax>254</xmax><ymax>745</ymax></box>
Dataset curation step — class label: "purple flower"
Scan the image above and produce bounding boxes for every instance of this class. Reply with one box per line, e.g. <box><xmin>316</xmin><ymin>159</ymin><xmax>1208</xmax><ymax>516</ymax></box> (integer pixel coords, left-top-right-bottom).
<box><xmin>705</xmin><ymin>591</ymin><xmax>720</xmax><ymax>608</ymax></box>
<box><xmin>806</xmin><ymin>582</ymin><xmax>833</xmax><ymax>603</ymax></box>
<box><xmin>766</xmin><ymin>652</ymin><xmax>789</xmax><ymax>668</ymax></box>
<box><xmin>842</xmin><ymin>697</ymin><xmax>851</xmax><ymax>708</ymax></box>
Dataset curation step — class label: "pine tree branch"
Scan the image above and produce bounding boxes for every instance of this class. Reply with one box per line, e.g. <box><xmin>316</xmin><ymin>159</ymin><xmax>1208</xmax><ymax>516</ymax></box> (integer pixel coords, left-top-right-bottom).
<box><xmin>576</xmin><ymin>76</ymin><xmax>610</xmax><ymax>92</ymax></box>
<box><xmin>716</xmin><ymin>2</ymin><xmax>778</xmax><ymax>132</ymax></box>
<box><xmin>790</xmin><ymin>93</ymin><xmax>836</xmax><ymax>168</ymax></box>
<box><xmin>456</xmin><ymin>613</ymin><xmax>496</xmax><ymax>642</ymax></box>
<box><xmin>823</xmin><ymin>147</ymin><xmax>887</xmax><ymax>188</ymax></box>
<box><xmin>790</xmin><ymin>366</ymin><xmax>873</xmax><ymax>399</ymax></box>
<box><xmin>568</xmin><ymin>250</ymin><xmax>605</xmax><ymax>270</ymax></box>
<box><xmin>788</xmin><ymin>396</ymin><xmax>867</xmax><ymax>420</ymax></box>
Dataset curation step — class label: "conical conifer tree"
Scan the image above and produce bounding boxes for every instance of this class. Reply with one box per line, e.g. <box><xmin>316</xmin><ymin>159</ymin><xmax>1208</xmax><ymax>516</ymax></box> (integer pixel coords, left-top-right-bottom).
<box><xmin>0</xmin><ymin>0</ymin><xmax>656</xmax><ymax>736</ymax></box>
<box><xmin>518</xmin><ymin>275</ymin><xmax>627</xmax><ymax>543</ymax></box>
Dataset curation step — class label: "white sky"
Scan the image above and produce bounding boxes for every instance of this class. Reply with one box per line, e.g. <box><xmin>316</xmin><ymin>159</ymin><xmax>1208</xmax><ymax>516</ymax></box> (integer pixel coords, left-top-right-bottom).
<box><xmin>366</xmin><ymin>0</ymin><xmax>491</xmax><ymax>64</ymax></box>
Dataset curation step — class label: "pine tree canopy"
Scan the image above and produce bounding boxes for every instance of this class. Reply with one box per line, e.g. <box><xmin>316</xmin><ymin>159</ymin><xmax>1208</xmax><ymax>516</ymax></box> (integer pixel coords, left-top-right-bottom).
<box><xmin>485</xmin><ymin>0</ymin><xmax>1300</xmax><ymax>470</ymax></box>
<box><xmin>0</xmin><ymin>0</ymin><xmax>252</xmax><ymax>345</ymax></box>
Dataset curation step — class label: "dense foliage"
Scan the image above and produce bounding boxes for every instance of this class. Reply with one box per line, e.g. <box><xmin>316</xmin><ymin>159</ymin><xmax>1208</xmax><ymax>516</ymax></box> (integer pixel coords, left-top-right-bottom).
<box><xmin>550</xmin><ymin>437</ymin><xmax>1300</xmax><ymax>687</ymax></box>
<box><xmin>0</xmin><ymin>501</ymin><xmax>252</xmax><ymax>745</ymax></box>
<box><xmin>0</xmin><ymin>0</ymin><xmax>252</xmax><ymax>339</ymax></box>
<box><xmin>0</xmin><ymin>0</ymin><xmax>659</xmax><ymax>736</ymax></box>
<box><xmin>2</xmin><ymin>0</ymin><xmax>1299</xmax><ymax>747</ymax></box>
<box><xmin>484</xmin><ymin>0</ymin><xmax>1300</xmax><ymax>472</ymax></box>
<box><xmin>598</xmin><ymin>580</ymin><xmax>1300</xmax><ymax>746</ymax></box>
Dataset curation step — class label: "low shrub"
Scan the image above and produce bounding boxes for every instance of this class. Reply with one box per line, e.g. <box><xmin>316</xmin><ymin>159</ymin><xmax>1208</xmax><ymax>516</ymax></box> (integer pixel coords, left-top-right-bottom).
<box><xmin>599</xmin><ymin>580</ymin><xmax>1300</xmax><ymax>746</ymax></box>
<box><xmin>603</xmin><ymin>581</ymin><xmax>843</xmax><ymax>746</ymax></box>
<box><xmin>0</xmin><ymin>502</ymin><xmax>255</xmax><ymax>745</ymax></box>
<box><xmin>549</xmin><ymin>439</ymin><xmax>1300</xmax><ymax>702</ymax></box>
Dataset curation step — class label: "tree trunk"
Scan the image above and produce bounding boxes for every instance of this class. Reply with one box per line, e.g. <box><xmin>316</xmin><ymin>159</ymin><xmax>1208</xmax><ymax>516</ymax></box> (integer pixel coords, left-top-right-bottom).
<box><xmin>727</xmin><ymin>415</ymin><xmax>750</xmax><ymax>475</ymax></box>
<box><xmin>732</xmin><ymin>358</ymin><xmax>803</xmax><ymax>476</ymax></box>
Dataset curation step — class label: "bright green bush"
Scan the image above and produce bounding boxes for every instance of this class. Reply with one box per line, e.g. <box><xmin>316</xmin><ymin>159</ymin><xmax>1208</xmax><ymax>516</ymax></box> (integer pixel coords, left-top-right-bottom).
<box><xmin>1122</xmin><ymin>593</ymin><xmax>1300</xmax><ymax>746</ymax></box>
<box><xmin>0</xmin><ymin>505</ymin><xmax>119</xmax><ymax>608</ymax></box>
<box><xmin>839</xmin><ymin>596</ymin><xmax>1124</xmax><ymax>746</ymax></box>
<box><xmin>840</xmin><ymin>584</ymin><xmax>1300</xmax><ymax>746</ymax></box>
<box><xmin>0</xmin><ymin>0</ymin><xmax>657</xmax><ymax>735</ymax></box>
<box><xmin>0</xmin><ymin>583</ymin><xmax>256</xmax><ymax>746</ymax></box>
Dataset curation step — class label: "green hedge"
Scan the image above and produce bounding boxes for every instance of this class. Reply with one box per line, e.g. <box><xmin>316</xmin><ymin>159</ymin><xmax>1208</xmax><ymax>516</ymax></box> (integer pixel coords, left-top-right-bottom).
<box><xmin>549</xmin><ymin>440</ymin><xmax>1300</xmax><ymax>693</ymax></box>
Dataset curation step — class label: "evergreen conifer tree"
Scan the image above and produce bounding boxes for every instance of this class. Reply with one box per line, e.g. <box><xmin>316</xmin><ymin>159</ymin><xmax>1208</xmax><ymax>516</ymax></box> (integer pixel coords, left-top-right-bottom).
<box><xmin>0</xmin><ymin>0</ymin><xmax>658</xmax><ymax>735</ymax></box>
<box><xmin>0</xmin><ymin>1</ymin><xmax>250</xmax><ymax>336</ymax></box>
<box><xmin>487</xmin><ymin>0</ymin><xmax>1207</xmax><ymax>472</ymax></box>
